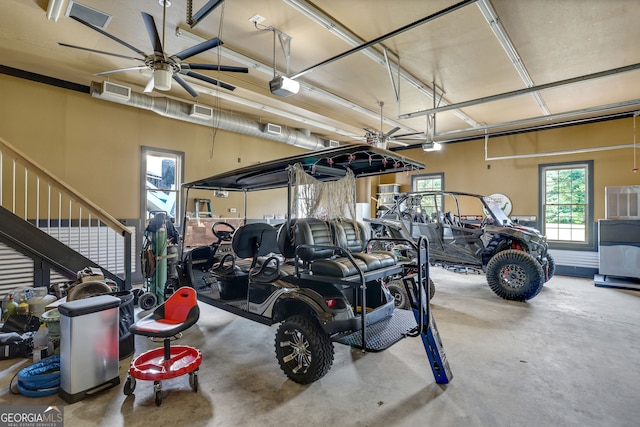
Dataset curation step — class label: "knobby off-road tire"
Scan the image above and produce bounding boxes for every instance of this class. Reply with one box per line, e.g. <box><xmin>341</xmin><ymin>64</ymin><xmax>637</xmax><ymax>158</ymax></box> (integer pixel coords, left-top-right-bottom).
<box><xmin>544</xmin><ymin>253</ymin><xmax>556</xmax><ymax>283</ymax></box>
<box><xmin>275</xmin><ymin>315</ymin><xmax>334</xmax><ymax>384</ymax></box>
<box><xmin>485</xmin><ymin>249</ymin><xmax>544</xmax><ymax>301</ymax></box>
<box><xmin>387</xmin><ymin>278</ymin><xmax>436</xmax><ymax>310</ymax></box>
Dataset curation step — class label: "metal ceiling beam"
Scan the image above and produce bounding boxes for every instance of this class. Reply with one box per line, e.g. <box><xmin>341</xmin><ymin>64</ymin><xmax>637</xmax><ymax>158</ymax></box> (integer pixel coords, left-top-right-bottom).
<box><xmin>476</xmin><ymin>0</ymin><xmax>550</xmax><ymax>115</ymax></box>
<box><xmin>400</xmin><ymin>62</ymin><xmax>640</xmax><ymax>119</ymax></box>
<box><xmin>289</xmin><ymin>0</ymin><xmax>477</xmax><ymax>80</ymax></box>
<box><xmin>434</xmin><ymin>99</ymin><xmax>640</xmax><ymax>142</ymax></box>
<box><xmin>175</xmin><ymin>26</ymin><xmax>418</xmax><ymax>136</ymax></box>
<box><xmin>283</xmin><ymin>0</ymin><xmax>479</xmax><ymax>127</ymax></box>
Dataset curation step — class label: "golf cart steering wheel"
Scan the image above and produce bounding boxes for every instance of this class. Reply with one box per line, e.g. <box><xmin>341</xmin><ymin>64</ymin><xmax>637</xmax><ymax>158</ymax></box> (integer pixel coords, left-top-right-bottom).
<box><xmin>212</xmin><ymin>221</ymin><xmax>236</xmax><ymax>244</ymax></box>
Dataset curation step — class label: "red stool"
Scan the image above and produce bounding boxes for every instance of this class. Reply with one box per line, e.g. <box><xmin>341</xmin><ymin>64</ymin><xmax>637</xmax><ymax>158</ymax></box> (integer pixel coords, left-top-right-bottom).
<box><xmin>124</xmin><ymin>287</ymin><xmax>202</xmax><ymax>406</ymax></box>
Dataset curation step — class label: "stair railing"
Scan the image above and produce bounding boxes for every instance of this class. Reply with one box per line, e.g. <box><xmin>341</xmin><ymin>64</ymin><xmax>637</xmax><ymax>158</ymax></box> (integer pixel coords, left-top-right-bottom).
<box><xmin>0</xmin><ymin>136</ymin><xmax>132</xmax><ymax>287</ymax></box>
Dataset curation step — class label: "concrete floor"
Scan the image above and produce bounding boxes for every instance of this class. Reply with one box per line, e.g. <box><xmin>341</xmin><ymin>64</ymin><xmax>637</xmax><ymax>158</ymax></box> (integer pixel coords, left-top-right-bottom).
<box><xmin>2</xmin><ymin>268</ymin><xmax>640</xmax><ymax>427</ymax></box>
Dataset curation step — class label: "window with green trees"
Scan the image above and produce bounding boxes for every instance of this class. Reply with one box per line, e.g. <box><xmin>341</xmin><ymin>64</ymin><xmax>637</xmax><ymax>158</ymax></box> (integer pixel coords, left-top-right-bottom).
<box><xmin>541</xmin><ymin>162</ymin><xmax>590</xmax><ymax>243</ymax></box>
<box><xmin>412</xmin><ymin>173</ymin><xmax>443</xmax><ymax>216</ymax></box>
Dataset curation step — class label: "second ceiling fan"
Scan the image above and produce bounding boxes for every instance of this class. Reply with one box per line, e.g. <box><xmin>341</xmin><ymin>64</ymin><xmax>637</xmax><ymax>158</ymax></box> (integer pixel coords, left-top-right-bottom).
<box><xmin>59</xmin><ymin>5</ymin><xmax>248</xmax><ymax>96</ymax></box>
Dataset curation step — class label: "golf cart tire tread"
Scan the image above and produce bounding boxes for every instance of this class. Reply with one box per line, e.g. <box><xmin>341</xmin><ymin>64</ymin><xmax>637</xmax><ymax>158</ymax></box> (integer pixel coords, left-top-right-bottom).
<box><xmin>485</xmin><ymin>249</ymin><xmax>544</xmax><ymax>301</ymax></box>
<box><xmin>275</xmin><ymin>315</ymin><xmax>334</xmax><ymax>384</ymax></box>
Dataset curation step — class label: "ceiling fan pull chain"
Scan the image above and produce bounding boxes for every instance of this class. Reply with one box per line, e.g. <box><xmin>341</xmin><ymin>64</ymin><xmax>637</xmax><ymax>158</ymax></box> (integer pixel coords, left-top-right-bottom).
<box><xmin>186</xmin><ymin>0</ymin><xmax>193</xmax><ymax>26</ymax></box>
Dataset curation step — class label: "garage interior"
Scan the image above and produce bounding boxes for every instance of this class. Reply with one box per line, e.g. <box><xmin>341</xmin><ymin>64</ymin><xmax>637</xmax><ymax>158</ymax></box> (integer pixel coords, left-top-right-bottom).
<box><xmin>1</xmin><ymin>1</ymin><xmax>639</xmax><ymax>426</ymax></box>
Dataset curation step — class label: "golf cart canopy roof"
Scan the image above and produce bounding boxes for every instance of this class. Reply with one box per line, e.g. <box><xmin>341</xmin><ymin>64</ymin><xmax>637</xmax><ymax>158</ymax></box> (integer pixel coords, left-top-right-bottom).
<box><xmin>183</xmin><ymin>144</ymin><xmax>425</xmax><ymax>192</ymax></box>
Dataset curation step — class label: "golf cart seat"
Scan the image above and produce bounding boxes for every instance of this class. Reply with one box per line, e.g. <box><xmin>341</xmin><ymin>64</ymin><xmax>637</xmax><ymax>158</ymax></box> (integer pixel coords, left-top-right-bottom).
<box><xmin>330</xmin><ymin>219</ymin><xmax>397</xmax><ymax>270</ymax></box>
<box><xmin>210</xmin><ymin>223</ymin><xmax>279</xmax><ymax>298</ymax></box>
<box><xmin>294</xmin><ymin>218</ymin><xmax>397</xmax><ymax>278</ymax></box>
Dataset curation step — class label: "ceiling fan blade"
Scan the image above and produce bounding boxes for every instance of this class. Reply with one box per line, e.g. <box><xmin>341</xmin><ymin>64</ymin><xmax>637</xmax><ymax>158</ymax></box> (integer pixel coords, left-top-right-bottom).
<box><xmin>58</xmin><ymin>43</ymin><xmax>144</xmax><ymax>62</ymax></box>
<box><xmin>144</xmin><ymin>74</ymin><xmax>155</xmax><ymax>93</ymax></box>
<box><xmin>96</xmin><ymin>66</ymin><xmax>149</xmax><ymax>76</ymax></box>
<box><xmin>69</xmin><ymin>16</ymin><xmax>147</xmax><ymax>57</ymax></box>
<box><xmin>383</xmin><ymin>127</ymin><xmax>401</xmax><ymax>138</ymax></box>
<box><xmin>386</xmin><ymin>140</ymin><xmax>410</xmax><ymax>146</ymax></box>
<box><xmin>391</xmin><ymin>131</ymin><xmax>425</xmax><ymax>138</ymax></box>
<box><xmin>184</xmin><ymin>71</ymin><xmax>235</xmax><ymax>91</ymax></box>
<box><xmin>391</xmin><ymin>137</ymin><xmax>429</xmax><ymax>142</ymax></box>
<box><xmin>141</xmin><ymin>12</ymin><xmax>164</xmax><ymax>56</ymax></box>
<box><xmin>173</xmin><ymin>37</ymin><xmax>223</xmax><ymax>61</ymax></box>
<box><xmin>173</xmin><ymin>74</ymin><xmax>199</xmax><ymax>97</ymax></box>
<box><xmin>183</xmin><ymin>63</ymin><xmax>249</xmax><ymax>73</ymax></box>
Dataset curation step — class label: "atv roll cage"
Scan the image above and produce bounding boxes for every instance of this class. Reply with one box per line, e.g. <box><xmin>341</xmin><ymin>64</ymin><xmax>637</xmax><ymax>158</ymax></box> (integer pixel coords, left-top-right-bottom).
<box><xmin>370</xmin><ymin>190</ymin><xmax>552</xmax><ymax>301</ymax></box>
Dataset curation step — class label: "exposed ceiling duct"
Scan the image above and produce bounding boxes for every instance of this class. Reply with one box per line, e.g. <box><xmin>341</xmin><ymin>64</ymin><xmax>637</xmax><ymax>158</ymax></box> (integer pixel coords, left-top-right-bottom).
<box><xmin>90</xmin><ymin>81</ymin><xmax>327</xmax><ymax>150</ymax></box>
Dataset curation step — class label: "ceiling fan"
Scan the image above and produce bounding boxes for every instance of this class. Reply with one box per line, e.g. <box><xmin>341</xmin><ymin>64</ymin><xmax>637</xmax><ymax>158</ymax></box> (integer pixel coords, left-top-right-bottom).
<box><xmin>364</xmin><ymin>101</ymin><xmax>431</xmax><ymax>149</ymax></box>
<box><xmin>59</xmin><ymin>5</ymin><xmax>248</xmax><ymax>96</ymax></box>
<box><xmin>364</xmin><ymin>102</ymin><xmax>441</xmax><ymax>150</ymax></box>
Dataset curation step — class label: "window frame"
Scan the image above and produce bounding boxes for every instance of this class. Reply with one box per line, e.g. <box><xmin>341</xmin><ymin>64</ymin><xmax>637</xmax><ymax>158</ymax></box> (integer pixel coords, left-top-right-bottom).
<box><xmin>412</xmin><ymin>173</ymin><xmax>444</xmax><ymax>192</ymax></box>
<box><xmin>412</xmin><ymin>173</ymin><xmax>444</xmax><ymax>217</ymax></box>
<box><xmin>538</xmin><ymin>160</ymin><xmax>595</xmax><ymax>250</ymax></box>
<box><xmin>140</xmin><ymin>146</ymin><xmax>184</xmax><ymax>227</ymax></box>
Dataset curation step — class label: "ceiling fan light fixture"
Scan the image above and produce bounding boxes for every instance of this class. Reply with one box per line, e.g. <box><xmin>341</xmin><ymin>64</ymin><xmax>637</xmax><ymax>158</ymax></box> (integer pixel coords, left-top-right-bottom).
<box><xmin>154</xmin><ymin>67</ymin><xmax>172</xmax><ymax>91</ymax></box>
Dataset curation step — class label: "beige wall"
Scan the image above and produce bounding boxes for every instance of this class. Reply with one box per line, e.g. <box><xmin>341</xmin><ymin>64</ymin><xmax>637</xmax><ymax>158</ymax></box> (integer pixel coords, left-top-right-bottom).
<box><xmin>2</xmin><ymin>73</ymin><xmax>639</xmax><ymax>224</ymax></box>
<box><xmin>379</xmin><ymin>117</ymin><xmax>640</xmax><ymax>220</ymax></box>
<box><xmin>0</xmin><ymin>74</ymin><xmax>301</xmax><ymax>220</ymax></box>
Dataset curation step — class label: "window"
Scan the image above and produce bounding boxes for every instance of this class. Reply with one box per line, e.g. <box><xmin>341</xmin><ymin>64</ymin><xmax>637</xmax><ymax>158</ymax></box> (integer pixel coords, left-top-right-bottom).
<box><xmin>412</xmin><ymin>174</ymin><xmax>443</xmax><ymax>192</ymax></box>
<box><xmin>141</xmin><ymin>147</ymin><xmax>184</xmax><ymax>225</ymax></box>
<box><xmin>540</xmin><ymin>161</ymin><xmax>593</xmax><ymax>247</ymax></box>
<box><xmin>412</xmin><ymin>173</ymin><xmax>443</xmax><ymax>217</ymax></box>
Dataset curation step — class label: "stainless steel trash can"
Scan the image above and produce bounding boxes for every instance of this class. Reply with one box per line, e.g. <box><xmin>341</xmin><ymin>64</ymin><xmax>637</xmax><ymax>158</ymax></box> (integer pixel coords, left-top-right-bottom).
<box><xmin>58</xmin><ymin>295</ymin><xmax>121</xmax><ymax>403</ymax></box>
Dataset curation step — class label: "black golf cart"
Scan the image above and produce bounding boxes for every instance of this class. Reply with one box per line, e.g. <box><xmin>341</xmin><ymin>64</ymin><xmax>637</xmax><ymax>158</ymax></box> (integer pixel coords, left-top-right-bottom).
<box><xmin>177</xmin><ymin>144</ymin><xmax>452</xmax><ymax>385</ymax></box>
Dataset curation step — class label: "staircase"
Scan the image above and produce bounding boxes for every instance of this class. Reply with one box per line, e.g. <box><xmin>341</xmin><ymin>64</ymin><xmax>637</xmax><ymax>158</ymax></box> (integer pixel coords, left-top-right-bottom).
<box><xmin>0</xmin><ymin>136</ymin><xmax>132</xmax><ymax>295</ymax></box>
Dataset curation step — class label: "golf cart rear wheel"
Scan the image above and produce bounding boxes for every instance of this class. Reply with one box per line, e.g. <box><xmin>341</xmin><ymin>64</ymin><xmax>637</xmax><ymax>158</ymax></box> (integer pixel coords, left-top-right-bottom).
<box><xmin>387</xmin><ymin>278</ymin><xmax>435</xmax><ymax>310</ymax></box>
<box><xmin>275</xmin><ymin>315</ymin><xmax>334</xmax><ymax>384</ymax></box>
<box><xmin>486</xmin><ymin>249</ymin><xmax>544</xmax><ymax>301</ymax></box>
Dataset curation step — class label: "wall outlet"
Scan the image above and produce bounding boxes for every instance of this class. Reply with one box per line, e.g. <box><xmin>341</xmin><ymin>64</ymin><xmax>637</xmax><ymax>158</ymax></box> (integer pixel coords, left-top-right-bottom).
<box><xmin>229</xmin><ymin>208</ymin><xmax>237</xmax><ymax>213</ymax></box>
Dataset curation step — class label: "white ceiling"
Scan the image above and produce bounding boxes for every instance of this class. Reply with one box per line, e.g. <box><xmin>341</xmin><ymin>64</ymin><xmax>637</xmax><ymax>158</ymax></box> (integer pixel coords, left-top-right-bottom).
<box><xmin>1</xmin><ymin>0</ymin><xmax>640</xmax><ymax>148</ymax></box>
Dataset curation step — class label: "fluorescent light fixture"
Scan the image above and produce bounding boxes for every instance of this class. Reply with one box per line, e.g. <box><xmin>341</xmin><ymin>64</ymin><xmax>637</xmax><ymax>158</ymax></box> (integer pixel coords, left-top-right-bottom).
<box><xmin>46</xmin><ymin>0</ymin><xmax>67</xmax><ymax>21</ymax></box>
<box><xmin>422</xmin><ymin>142</ymin><xmax>442</xmax><ymax>152</ymax></box>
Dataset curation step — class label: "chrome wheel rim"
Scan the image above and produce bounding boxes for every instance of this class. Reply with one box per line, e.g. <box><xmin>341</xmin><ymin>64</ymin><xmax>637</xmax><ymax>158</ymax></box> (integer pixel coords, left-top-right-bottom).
<box><xmin>500</xmin><ymin>264</ymin><xmax>527</xmax><ymax>289</ymax></box>
<box><xmin>280</xmin><ymin>328</ymin><xmax>311</xmax><ymax>374</ymax></box>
